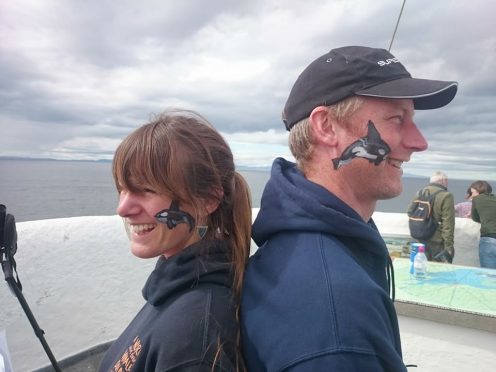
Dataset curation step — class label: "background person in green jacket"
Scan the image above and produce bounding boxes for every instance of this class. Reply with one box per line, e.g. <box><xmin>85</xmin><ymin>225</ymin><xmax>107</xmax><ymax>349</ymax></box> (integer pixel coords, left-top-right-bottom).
<box><xmin>470</xmin><ymin>180</ymin><xmax>496</xmax><ymax>269</ymax></box>
<box><xmin>412</xmin><ymin>171</ymin><xmax>456</xmax><ymax>262</ymax></box>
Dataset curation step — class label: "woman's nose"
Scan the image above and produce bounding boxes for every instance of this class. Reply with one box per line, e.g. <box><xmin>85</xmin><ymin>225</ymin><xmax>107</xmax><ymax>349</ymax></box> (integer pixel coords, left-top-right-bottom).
<box><xmin>116</xmin><ymin>190</ymin><xmax>139</xmax><ymax>217</ymax></box>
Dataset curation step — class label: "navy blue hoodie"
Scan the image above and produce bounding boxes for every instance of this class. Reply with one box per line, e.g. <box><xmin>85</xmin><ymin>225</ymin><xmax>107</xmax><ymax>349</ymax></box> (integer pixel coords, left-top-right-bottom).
<box><xmin>99</xmin><ymin>240</ymin><xmax>239</xmax><ymax>372</ymax></box>
<box><xmin>241</xmin><ymin>158</ymin><xmax>405</xmax><ymax>372</ymax></box>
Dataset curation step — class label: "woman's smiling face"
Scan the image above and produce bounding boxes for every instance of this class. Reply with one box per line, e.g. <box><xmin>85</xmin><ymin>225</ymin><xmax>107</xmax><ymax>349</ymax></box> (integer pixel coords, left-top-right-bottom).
<box><xmin>116</xmin><ymin>187</ymin><xmax>200</xmax><ymax>259</ymax></box>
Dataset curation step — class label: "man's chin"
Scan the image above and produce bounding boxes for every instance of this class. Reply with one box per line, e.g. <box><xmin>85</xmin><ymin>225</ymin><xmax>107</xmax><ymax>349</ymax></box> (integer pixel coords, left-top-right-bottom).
<box><xmin>379</xmin><ymin>185</ymin><xmax>403</xmax><ymax>200</ymax></box>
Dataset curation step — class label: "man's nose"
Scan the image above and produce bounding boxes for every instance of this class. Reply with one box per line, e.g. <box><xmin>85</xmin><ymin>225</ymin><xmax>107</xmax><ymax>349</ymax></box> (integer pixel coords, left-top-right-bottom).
<box><xmin>405</xmin><ymin>121</ymin><xmax>428</xmax><ymax>152</ymax></box>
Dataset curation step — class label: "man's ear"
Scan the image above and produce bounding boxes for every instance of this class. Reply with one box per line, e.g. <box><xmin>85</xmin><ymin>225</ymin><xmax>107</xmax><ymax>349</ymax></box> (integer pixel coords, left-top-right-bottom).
<box><xmin>308</xmin><ymin>106</ymin><xmax>338</xmax><ymax>147</ymax></box>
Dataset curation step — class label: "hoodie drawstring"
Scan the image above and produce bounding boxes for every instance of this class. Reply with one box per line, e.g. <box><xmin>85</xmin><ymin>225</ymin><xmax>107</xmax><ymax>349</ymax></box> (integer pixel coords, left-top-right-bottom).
<box><xmin>386</xmin><ymin>255</ymin><xmax>395</xmax><ymax>301</ymax></box>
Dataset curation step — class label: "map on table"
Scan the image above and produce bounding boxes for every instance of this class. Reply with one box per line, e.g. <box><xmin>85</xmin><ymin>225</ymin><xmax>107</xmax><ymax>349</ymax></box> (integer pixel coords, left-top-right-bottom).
<box><xmin>393</xmin><ymin>257</ymin><xmax>496</xmax><ymax>317</ymax></box>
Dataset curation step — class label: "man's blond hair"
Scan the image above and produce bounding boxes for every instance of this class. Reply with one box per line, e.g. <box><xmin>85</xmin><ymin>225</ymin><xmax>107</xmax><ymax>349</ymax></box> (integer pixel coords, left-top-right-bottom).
<box><xmin>288</xmin><ymin>96</ymin><xmax>364</xmax><ymax>170</ymax></box>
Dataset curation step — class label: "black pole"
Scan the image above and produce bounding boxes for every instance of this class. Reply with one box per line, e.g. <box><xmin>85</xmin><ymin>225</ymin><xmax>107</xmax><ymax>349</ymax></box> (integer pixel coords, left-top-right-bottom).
<box><xmin>1</xmin><ymin>204</ymin><xmax>62</xmax><ymax>372</ymax></box>
<box><xmin>388</xmin><ymin>0</ymin><xmax>407</xmax><ymax>51</ymax></box>
<box><xmin>2</xmin><ymin>258</ymin><xmax>62</xmax><ymax>372</ymax></box>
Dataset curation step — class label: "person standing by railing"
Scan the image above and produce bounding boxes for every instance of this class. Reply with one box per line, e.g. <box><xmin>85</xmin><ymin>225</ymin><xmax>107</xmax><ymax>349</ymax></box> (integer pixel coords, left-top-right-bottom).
<box><xmin>470</xmin><ymin>180</ymin><xmax>496</xmax><ymax>269</ymax></box>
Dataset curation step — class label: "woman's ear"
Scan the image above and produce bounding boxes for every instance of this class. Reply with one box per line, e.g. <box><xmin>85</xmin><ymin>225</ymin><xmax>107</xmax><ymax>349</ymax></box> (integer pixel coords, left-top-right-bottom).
<box><xmin>308</xmin><ymin>106</ymin><xmax>338</xmax><ymax>147</ymax></box>
<box><xmin>204</xmin><ymin>188</ymin><xmax>224</xmax><ymax>215</ymax></box>
<box><xmin>204</xmin><ymin>198</ymin><xmax>221</xmax><ymax>215</ymax></box>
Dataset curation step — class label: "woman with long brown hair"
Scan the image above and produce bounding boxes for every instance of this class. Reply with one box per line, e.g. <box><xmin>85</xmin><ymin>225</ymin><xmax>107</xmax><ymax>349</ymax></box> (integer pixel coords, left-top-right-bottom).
<box><xmin>99</xmin><ymin>109</ymin><xmax>251</xmax><ymax>371</ymax></box>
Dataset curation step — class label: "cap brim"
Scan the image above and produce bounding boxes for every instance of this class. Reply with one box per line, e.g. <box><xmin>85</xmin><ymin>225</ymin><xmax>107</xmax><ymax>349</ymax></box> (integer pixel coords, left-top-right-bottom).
<box><xmin>355</xmin><ymin>78</ymin><xmax>458</xmax><ymax>109</ymax></box>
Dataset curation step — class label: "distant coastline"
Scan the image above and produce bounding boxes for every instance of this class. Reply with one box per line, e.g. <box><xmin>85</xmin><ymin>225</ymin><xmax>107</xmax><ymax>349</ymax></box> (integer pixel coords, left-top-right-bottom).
<box><xmin>0</xmin><ymin>156</ymin><xmax>483</xmax><ymax>221</ymax></box>
<box><xmin>0</xmin><ymin>155</ymin><xmax>422</xmax><ymax>176</ymax></box>
<box><xmin>0</xmin><ymin>155</ymin><xmax>112</xmax><ymax>163</ymax></box>
<box><xmin>0</xmin><ymin>155</ymin><xmax>273</xmax><ymax>171</ymax></box>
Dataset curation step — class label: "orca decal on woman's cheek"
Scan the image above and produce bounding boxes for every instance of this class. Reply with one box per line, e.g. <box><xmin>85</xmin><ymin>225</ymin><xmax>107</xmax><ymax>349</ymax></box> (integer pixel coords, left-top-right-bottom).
<box><xmin>332</xmin><ymin>120</ymin><xmax>391</xmax><ymax>170</ymax></box>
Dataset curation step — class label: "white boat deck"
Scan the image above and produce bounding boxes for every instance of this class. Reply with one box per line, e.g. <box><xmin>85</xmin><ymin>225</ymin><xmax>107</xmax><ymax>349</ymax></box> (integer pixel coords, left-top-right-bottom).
<box><xmin>399</xmin><ymin>315</ymin><xmax>495</xmax><ymax>372</ymax></box>
<box><xmin>30</xmin><ymin>315</ymin><xmax>496</xmax><ymax>372</ymax></box>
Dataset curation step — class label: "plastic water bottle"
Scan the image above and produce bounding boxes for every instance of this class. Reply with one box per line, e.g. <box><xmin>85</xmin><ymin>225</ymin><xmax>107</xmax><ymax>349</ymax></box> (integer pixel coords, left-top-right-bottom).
<box><xmin>409</xmin><ymin>243</ymin><xmax>422</xmax><ymax>274</ymax></box>
<box><xmin>413</xmin><ymin>244</ymin><xmax>428</xmax><ymax>279</ymax></box>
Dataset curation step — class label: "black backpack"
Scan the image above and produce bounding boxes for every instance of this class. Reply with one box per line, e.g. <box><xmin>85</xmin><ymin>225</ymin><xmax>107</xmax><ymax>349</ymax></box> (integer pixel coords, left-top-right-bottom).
<box><xmin>407</xmin><ymin>188</ymin><xmax>443</xmax><ymax>240</ymax></box>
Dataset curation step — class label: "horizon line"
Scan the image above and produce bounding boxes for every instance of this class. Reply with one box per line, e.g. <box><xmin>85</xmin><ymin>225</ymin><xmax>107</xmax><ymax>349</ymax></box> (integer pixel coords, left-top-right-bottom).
<box><xmin>1</xmin><ymin>155</ymin><xmax>493</xmax><ymax>181</ymax></box>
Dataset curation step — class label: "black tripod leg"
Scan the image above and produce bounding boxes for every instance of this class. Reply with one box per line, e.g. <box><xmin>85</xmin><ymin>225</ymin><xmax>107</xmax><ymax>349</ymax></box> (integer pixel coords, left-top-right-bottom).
<box><xmin>5</xmin><ymin>277</ymin><xmax>62</xmax><ymax>372</ymax></box>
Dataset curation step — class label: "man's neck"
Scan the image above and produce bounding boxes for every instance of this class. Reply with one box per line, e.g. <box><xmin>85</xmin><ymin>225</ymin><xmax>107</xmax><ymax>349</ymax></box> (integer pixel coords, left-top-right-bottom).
<box><xmin>304</xmin><ymin>167</ymin><xmax>376</xmax><ymax>222</ymax></box>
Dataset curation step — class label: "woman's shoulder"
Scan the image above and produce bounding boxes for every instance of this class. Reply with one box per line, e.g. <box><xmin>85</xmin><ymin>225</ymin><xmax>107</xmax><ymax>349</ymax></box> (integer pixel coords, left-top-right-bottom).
<box><xmin>147</xmin><ymin>288</ymin><xmax>238</xmax><ymax>369</ymax></box>
<box><xmin>156</xmin><ymin>285</ymin><xmax>236</xmax><ymax>329</ymax></box>
<box><xmin>474</xmin><ymin>193</ymin><xmax>496</xmax><ymax>207</ymax></box>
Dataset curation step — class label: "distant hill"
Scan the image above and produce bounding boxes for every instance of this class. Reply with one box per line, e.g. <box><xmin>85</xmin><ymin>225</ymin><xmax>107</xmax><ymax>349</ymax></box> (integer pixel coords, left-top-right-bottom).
<box><xmin>0</xmin><ymin>156</ymin><xmax>274</xmax><ymax>169</ymax></box>
<box><xmin>0</xmin><ymin>156</ymin><xmax>111</xmax><ymax>163</ymax></box>
<box><xmin>0</xmin><ymin>157</ymin><xmax>473</xmax><ymax>180</ymax></box>
<box><xmin>402</xmin><ymin>173</ymin><xmax>427</xmax><ymax>179</ymax></box>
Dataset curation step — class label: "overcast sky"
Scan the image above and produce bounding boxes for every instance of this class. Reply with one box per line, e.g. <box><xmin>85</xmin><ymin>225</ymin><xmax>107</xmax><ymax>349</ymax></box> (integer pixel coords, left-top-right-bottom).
<box><xmin>1</xmin><ymin>0</ymin><xmax>495</xmax><ymax>180</ymax></box>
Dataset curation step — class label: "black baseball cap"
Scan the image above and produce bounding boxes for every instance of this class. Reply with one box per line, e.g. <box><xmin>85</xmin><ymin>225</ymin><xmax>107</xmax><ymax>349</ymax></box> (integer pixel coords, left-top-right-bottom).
<box><xmin>282</xmin><ymin>46</ymin><xmax>458</xmax><ymax>130</ymax></box>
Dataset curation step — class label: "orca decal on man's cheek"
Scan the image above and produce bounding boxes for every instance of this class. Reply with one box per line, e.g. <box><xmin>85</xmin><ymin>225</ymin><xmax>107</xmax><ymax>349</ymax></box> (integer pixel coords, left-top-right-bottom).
<box><xmin>332</xmin><ymin>120</ymin><xmax>391</xmax><ymax>170</ymax></box>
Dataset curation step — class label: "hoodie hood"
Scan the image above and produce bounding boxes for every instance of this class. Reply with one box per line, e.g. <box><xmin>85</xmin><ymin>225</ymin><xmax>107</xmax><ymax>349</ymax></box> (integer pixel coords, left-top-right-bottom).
<box><xmin>253</xmin><ymin>158</ymin><xmax>388</xmax><ymax>258</ymax></box>
<box><xmin>142</xmin><ymin>239</ymin><xmax>232</xmax><ymax>306</ymax></box>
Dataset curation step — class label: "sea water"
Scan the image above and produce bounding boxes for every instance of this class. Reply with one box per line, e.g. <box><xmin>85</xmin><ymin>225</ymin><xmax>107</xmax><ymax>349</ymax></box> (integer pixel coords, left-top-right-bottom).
<box><xmin>0</xmin><ymin>158</ymin><xmax>478</xmax><ymax>222</ymax></box>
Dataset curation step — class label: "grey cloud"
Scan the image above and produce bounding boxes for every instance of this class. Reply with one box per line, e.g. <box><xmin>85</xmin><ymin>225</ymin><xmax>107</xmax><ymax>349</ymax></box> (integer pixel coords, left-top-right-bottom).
<box><xmin>47</xmin><ymin>0</ymin><xmax>265</xmax><ymax>68</ymax></box>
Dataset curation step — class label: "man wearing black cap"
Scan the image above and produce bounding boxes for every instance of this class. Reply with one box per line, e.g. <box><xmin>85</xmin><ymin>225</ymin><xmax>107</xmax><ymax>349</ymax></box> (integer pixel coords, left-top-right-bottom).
<box><xmin>241</xmin><ymin>46</ymin><xmax>457</xmax><ymax>371</ymax></box>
